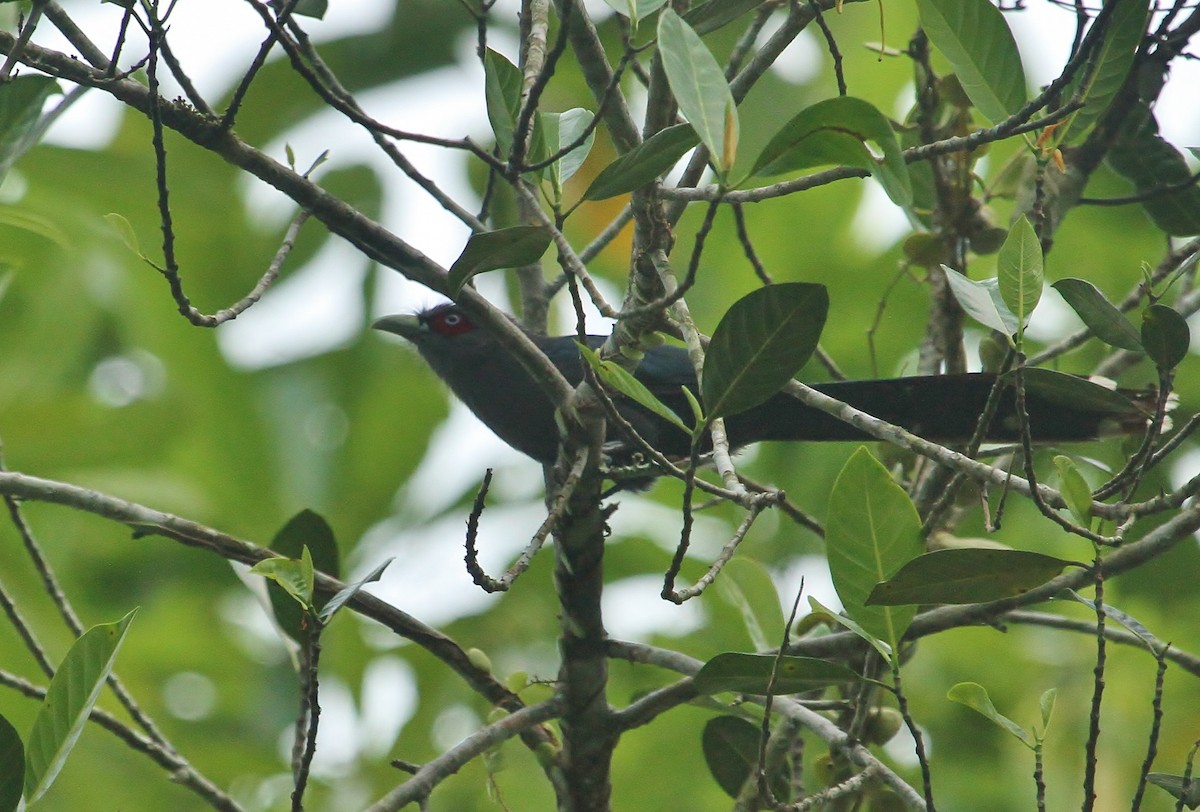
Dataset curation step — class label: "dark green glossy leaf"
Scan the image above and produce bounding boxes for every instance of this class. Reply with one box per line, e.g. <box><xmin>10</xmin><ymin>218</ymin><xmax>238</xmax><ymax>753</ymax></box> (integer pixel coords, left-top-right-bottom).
<box><xmin>867</xmin><ymin>548</ymin><xmax>1074</xmax><ymax>606</ymax></box>
<box><xmin>447</xmin><ymin>226</ymin><xmax>553</xmax><ymax>296</ymax></box>
<box><xmin>1053</xmin><ymin>456</ymin><xmax>1093</xmax><ymax>526</ymax></box>
<box><xmin>25</xmin><ymin>611</ymin><xmax>137</xmax><ymax>805</ymax></box>
<box><xmin>750</xmin><ymin>96</ymin><xmax>911</xmax><ymax>207</ymax></box>
<box><xmin>685</xmin><ymin>0</ymin><xmax>766</xmax><ymax>35</ymax></box>
<box><xmin>1059</xmin><ymin>0</ymin><xmax>1149</xmax><ymax>144</ymax></box>
<box><xmin>583</xmin><ymin>123</ymin><xmax>699</xmax><ymax>200</ymax></box>
<box><xmin>1148</xmin><ymin>774</ymin><xmax>1200</xmax><ymax>809</ymax></box>
<box><xmin>0</xmin><ymin>714</ymin><xmax>22</xmax><ymax>812</ymax></box>
<box><xmin>658</xmin><ymin>9</ymin><xmax>738</xmax><ymax>175</ymax></box>
<box><xmin>1017</xmin><ymin>367</ymin><xmax>1145</xmax><ymax>416</ymax></box>
<box><xmin>916</xmin><ymin>0</ymin><xmax>1027</xmax><ymax>124</ymax></box>
<box><xmin>1141</xmin><ymin>303</ymin><xmax>1190</xmax><ymax>370</ymax></box>
<box><xmin>268</xmin><ymin>509</ymin><xmax>339</xmax><ymax>577</ymax></box>
<box><xmin>269</xmin><ymin>0</ymin><xmax>327</xmax><ymax>17</ymax></box>
<box><xmin>826</xmin><ymin>448</ymin><xmax>922</xmax><ymax>646</ymax></box>
<box><xmin>947</xmin><ymin>682</ymin><xmax>1033</xmax><ymax>747</ymax></box>
<box><xmin>943</xmin><ymin>267</ymin><xmax>1019</xmax><ymax>335</ymax></box>
<box><xmin>714</xmin><ymin>558</ymin><xmax>785</xmax><ymax>652</ymax></box>
<box><xmin>1052</xmin><ymin>278</ymin><xmax>1143</xmax><ymax>351</ymax></box>
<box><xmin>578</xmin><ymin>343</ymin><xmax>690</xmax><ymax>433</ymax></box>
<box><xmin>702</xmin><ymin>282</ymin><xmax>828</xmax><ymax>419</ymax></box>
<box><xmin>264</xmin><ymin>509</ymin><xmax>339</xmax><ymax>639</ymax></box>
<box><xmin>701</xmin><ymin>716</ymin><xmax>789</xmax><ymax>799</ymax></box>
<box><xmin>694</xmin><ymin>652</ymin><xmax>859</xmax><ymax>695</ymax></box>
<box><xmin>1108</xmin><ymin>106</ymin><xmax>1200</xmax><ymax>236</ymax></box>
<box><xmin>483</xmin><ymin>49</ymin><xmax>523</xmax><ymax>157</ymax></box>
<box><xmin>997</xmin><ymin>215</ymin><xmax>1042</xmax><ymax>329</ymax></box>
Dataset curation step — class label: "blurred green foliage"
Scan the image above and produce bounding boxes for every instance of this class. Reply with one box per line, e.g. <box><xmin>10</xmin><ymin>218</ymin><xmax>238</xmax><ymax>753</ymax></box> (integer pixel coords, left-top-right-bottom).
<box><xmin>0</xmin><ymin>1</ymin><xmax>1198</xmax><ymax>810</ymax></box>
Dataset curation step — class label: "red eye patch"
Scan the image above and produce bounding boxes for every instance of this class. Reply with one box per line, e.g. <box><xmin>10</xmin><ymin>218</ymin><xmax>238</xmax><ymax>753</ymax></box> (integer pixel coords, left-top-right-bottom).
<box><xmin>426</xmin><ymin>307</ymin><xmax>476</xmax><ymax>336</ymax></box>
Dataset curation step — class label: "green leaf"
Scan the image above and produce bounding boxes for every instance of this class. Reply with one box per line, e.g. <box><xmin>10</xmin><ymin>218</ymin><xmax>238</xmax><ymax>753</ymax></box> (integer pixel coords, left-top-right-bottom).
<box><xmin>578</xmin><ymin>342</ymin><xmax>690</xmax><ymax>434</ymax></box>
<box><xmin>483</xmin><ymin>49</ymin><xmax>523</xmax><ymax>157</ymax></box>
<box><xmin>24</xmin><ymin>610</ymin><xmax>138</xmax><ymax>805</ymax></box>
<box><xmin>805</xmin><ymin>597</ymin><xmax>893</xmax><ymax>663</ymax></box>
<box><xmin>1052</xmin><ymin>278</ymin><xmax>1143</xmax><ymax>351</ymax></box>
<box><xmin>1053</xmin><ymin>456</ymin><xmax>1093</xmax><ymax>526</ymax></box>
<box><xmin>825</xmin><ymin>448</ymin><xmax>923</xmax><ymax>647</ymax></box>
<box><xmin>447</xmin><ymin>226</ymin><xmax>553</xmax><ymax>296</ymax></box>
<box><xmin>600</xmin><ymin>0</ymin><xmax>668</xmax><ymax>26</ymax></box>
<box><xmin>713</xmin><ymin>557</ymin><xmax>785</xmax><ymax>652</ymax></box>
<box><xmin>583</xmin><ymin>123</ymin><xmax>699</xmax><ymax>200</ymax></box>
<box><xmin>701</xmin><ymin>716</ymin><xmax>788</xmax><ymax>799</ymax></box>
<box><xmin>1039</xmin><ymin>688</ymin><xmax>1057</xmax><ymax>732</ymax></box>
<box><xmin>0</xmin><ymin>207</ymin><xmax>68</xmax><ymax>249</ymax></box>
<box><xmin>260</xmin><ymin>510</ymin><xmax>338</xmax><ymax>638</ymax></box>
<box><xmin>749</xmin><ymin>96</ymin><xmax>911</xmax><ymax>208</ymax></box>
<box><xmin>0</xmin><ymin>75</ymin><xmax>59</xmax><ymax>179</ymax></box>
<box><xmin>685</xmin><ymin>0</ymin><xmax>768</xmax><ymax>35</ymax></box>
<box><xmin>104</xmin><ymin>212</ymin><xmax>147</xmax><ymax>260</ymax></box>
<box><xmin>319</xmin><ymin>557</ymin><xmax>395</xmax><ymax>623</ymax></box>
<box><xmin>1141</xmin><ymin>303</ymin><xmax>1190</xmax><ymax>370</ymax></box>
<box><xmin>269</xmin><ymin>0</ymin><xmax>327</xmax><ymax>17</ymax></box>
<box><xmin>544</xmin><ymin>108</ymin><xmax>595</xmax><ymax>186</ymax></box>
<box><xmin>1063</xmin><ymin>590</ymin><xmax>1161</xmax><ymax>652</ymax></box>
<box><xmin>915</xmin><ymin>0</ymin><xmax>1027</xmax><ymax>124</ymax></box>
<box><xmin>657</xmin><ymin>9</ymin><xmax>738</xmax><ymax>176</ymax></box>
<box><xmin>997</xmin><ymin>215</ymin><xmax>1042</xmax><ymax>330</ymax></box>
<box><xmin>682</xmin><ymin>385</ymin><xmax>705</xmax><ymax>425</ymax></box>
<box><xmin>1017</xmin><ymin>367</ymin><xmax>1146</xmax><ymax>416</ymax></box>
<box><xmin>1148</xmin><ymin>774</ymin><xmax>1200</xmax><ymax>809</ymax></box>
<box><xmin>943</xmin><ymin>267</ymin><xmax>1020</xmax><ymax>335</ymax></box>
<box><xmin>1058</xmin><ymin>0</ymin><xmax>1149</xmax><ymax>144</ymax></box>
<box><xmin>263</xmin><ymin>509</ymin><xmax>339</xmax><ymax>640</ymax></box>
<box><xmin>1108</xmin><ymin>106</ymin><xmax>1200</xmax><ymax>236</ymax></box>
<box><xmin>253</xmin><ymin>546</ymin><xmax>316</xmax><ymax>613</ymax></box>
<box><xmin>701</xmin><ymin>282</ymin><xmax>829</xmax><ymax>420</ymax></box>
<box><xmin>0</xmin><ymin>714</ymin><xmax>22</xmax><ymax>812</ymax></box>
<box><xmin>694</xmin><ymin>652</ymin><xmax>860</xmax><ymax>695</ymax></box>
<box><xmin>867</xmin><ymin>548</ymin><xmax>1074</xmax><ymax>606</ymax></box>
<box><xmin>947</xmin><ymin>682</ymin><xmax>1033</xmax><ymax>748</ymax></box>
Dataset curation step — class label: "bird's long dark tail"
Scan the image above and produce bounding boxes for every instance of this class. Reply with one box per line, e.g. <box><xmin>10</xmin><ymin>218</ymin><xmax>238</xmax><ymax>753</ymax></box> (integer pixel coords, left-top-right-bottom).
<box><xmin>727</xmin><ymin>371</ymin><xmax>1155</xmax><ymax>446</ymax></box>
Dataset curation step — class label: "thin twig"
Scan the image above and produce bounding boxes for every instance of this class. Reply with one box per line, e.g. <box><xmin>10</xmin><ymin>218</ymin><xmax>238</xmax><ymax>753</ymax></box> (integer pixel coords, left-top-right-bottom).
<box><xmin>1130</xmin><ymin>645</ymin><xmax>1169</xmax><ymax>812</ymax></box>
<box><xmin>663</xmin><ymin>501</ymin><xmax>770</xmax><ymax>603</ymax></box>
<box><xmin>1081</xmin><ymin>556</ymin><xmax>1107</xmax><ymax>812</ymax></box>
<box><xmin>364</xmin><ymin>698</ymin><xmax>564</xmax><ymax>812</ymax></box>
<box><xmin>808</xmin><ymin>0</ymin><xmax>846</xmax><ymax>96</ymax></box>
<box><xmin>291</xmin><ymin>625</ymin><xmax>322</xmax><ymax>812</ymax></box>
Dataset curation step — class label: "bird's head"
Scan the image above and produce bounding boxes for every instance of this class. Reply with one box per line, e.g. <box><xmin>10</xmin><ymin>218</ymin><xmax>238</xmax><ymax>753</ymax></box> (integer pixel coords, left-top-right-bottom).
<box><xmin>371</xmin><ymin>303</ymin><xmax>480</xmax><ymax>345</ymax></box>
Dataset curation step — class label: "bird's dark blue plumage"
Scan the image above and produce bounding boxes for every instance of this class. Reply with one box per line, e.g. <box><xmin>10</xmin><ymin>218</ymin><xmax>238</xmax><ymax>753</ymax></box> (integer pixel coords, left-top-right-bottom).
<box><xmin>373</xmin><ymin>303</ymin><xmax>1150</xmax><ymax>466</ymax></box>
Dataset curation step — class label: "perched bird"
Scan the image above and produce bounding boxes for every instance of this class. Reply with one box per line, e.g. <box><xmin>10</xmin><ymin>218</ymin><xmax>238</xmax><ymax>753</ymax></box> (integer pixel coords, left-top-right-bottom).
<box><xmin>373</xmin><ymin>303</ymin><xmax>1152</xmax><ymax>466</ymax></box>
